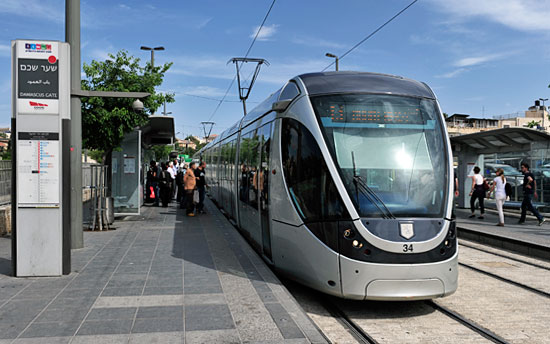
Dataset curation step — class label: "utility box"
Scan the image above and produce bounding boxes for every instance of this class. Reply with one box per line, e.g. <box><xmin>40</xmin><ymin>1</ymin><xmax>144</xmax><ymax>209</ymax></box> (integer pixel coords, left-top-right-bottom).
<box><xmin>11</xmin><ymin>40</ymin><xmax>71</xmax><ymax>276</ymax></box>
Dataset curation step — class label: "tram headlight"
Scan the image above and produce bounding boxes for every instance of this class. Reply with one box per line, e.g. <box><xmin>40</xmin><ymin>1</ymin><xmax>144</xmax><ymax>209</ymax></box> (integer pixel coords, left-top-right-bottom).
<box><xmin>343</xmin><ymin>229</ymin><xmax>354</xmax><ymax>238</ymax></box>
<box><xmin>352</xmin><ymin>240</ymin><xmax>363</xmax><ymax>249</ymax></box>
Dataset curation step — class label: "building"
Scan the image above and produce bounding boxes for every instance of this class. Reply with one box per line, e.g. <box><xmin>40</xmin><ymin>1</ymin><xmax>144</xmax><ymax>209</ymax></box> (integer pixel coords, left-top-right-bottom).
<box><xmin>445</xmin><ymin>100</ymin><xmax>550</xmax><ymax>136</ymax></box>
<box><xmin>500</xmin><ymin>100</ymin><xmax>549</xmax><ymax>131</ymax></box>
<box><xmin>445</xmin><ymin>114</ymin><xmax>499</xmax><ymax>136</ymax></box>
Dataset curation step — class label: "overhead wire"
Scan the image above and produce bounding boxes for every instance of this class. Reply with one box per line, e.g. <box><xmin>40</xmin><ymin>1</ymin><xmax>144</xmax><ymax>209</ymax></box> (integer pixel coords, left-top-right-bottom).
<box><xmin>322</xmin><ymin>0</ymin><xmax>419</xmax><ymax>72</ymax></box>
<box><xmin>206</xmin><ymin>0</ymin><xmax>277</xmax><ymax>122</ymax></box>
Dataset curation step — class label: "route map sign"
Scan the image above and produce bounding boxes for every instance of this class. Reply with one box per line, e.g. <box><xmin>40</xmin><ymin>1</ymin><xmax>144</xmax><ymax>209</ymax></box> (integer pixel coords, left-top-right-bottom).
<box><xmin>17</xmin><ymin>132</ymin><xmax>60</xmax><ymax>206</ymax></box>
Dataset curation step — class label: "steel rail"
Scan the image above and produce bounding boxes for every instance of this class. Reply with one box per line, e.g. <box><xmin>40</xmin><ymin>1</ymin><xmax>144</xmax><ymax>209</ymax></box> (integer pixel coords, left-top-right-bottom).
<box><xmin>459</xmin><ymin>241</ymin><xmax>550</xmax><ymax>271</ymax></box>
<box><xmin>318</xmin><ymin>297</ymin><xmax>379</xmax><ymax>344</ymax></box>
<box><xmin>459</xmin><ymin>262</ymin><xmax>550</xmax><ymax>298</ymax></box>
<box><xmin>425</xmin><ymin>300</ymin><xmax>509</xmax><ymax>344</ymax></box>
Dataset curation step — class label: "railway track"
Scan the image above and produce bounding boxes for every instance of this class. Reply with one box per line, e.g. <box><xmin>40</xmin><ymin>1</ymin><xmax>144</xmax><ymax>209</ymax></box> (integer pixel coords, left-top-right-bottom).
<box><xmin>288</xmin><ymin>242</ymin><xmax>550</xmax><ymax>343</ymax></box>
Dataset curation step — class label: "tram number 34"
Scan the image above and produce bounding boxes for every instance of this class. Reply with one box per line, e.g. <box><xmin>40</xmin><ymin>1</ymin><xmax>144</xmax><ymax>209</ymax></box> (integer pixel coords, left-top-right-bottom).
<box><xmin>402</xmin><ymin>244</ymin><xmax>414</xmax><ymax>253</ymax></box>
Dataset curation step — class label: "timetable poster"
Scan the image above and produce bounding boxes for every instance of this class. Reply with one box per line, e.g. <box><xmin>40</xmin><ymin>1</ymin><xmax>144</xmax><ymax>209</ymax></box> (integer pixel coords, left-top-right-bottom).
<box><xmin>17</xmin><ymin>132</ymin><xmax>60</xmax><ymax>207</ymax></box>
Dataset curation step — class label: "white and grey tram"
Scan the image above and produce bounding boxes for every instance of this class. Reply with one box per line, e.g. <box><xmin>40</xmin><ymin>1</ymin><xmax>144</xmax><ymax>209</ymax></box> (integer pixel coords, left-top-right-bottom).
<box><xmin>198</xmin><ymin>72</ymin><xmax>458</xmax><ymax>300</ymax></box>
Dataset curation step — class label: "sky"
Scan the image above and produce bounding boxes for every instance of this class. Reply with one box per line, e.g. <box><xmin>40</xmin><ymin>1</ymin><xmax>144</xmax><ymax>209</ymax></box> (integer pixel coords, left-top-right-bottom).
<box><xmin>1</xmin><ymin>0</ymin><xmax>550</xmax><ymax>139</ymax></box>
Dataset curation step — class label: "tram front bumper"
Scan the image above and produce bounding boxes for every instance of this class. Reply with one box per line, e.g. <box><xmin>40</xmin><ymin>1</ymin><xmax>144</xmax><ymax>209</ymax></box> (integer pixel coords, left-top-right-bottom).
<box><xmin>339</xmin><ymin>253</ymin><xmax>458</xmax><ymax>300</ymax></box>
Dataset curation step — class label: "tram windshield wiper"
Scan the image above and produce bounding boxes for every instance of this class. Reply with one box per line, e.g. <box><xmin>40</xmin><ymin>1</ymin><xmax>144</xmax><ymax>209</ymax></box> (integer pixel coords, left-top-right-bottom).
<box><xmin>351</xmin><ymin>151</ymin><xmax>396</xmax><ymax>219</ymax></box>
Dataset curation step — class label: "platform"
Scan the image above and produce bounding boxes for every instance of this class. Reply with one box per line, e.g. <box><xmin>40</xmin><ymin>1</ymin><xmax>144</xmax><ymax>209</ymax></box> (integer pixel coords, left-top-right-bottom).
<box><xmin>0</xmin><ymin>199</ymin><xmax>327</xmax><ymax>343</ymax></box>
<box><xmin>455</xmin><ymin>207</ymin><xmax>550</xmax><ymax>261</ymax></box>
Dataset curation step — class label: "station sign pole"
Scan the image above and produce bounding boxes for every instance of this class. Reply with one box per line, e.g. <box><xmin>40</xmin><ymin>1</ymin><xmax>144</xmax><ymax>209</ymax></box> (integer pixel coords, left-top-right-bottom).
<box><xmin>11</xmin><ymin>40</ymin><xmax>71</xmax><ymax>276</ymax></box>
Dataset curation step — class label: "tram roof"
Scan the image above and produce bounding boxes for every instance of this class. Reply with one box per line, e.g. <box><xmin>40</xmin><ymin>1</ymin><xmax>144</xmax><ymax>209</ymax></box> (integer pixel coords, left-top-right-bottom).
<box><xmin>297</xmin><ymin>71</ymin><xmax>436</xmax><ymax>99</ymax></box>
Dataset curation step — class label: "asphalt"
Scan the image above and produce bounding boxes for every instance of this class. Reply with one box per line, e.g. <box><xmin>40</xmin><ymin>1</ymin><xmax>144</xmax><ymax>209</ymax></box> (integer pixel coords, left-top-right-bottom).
<box><xmin>0</xmin><ymin>199</ymin><xmax>327</xmax><ymax>344</ymax></box>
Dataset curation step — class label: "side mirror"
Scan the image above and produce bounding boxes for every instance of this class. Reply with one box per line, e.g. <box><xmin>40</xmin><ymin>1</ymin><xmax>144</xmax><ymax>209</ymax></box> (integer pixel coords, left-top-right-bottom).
<box><xmin>272</xmin><ymin>100</ymin><xmax>291</xmax><ymax>113</ymax></box>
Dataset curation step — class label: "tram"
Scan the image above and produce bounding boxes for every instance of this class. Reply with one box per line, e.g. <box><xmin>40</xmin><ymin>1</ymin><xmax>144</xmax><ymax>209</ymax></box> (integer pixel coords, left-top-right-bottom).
<box><xmin>198</xmin><ymin>72</ymin><xmax>457</xmax><ymax>300</ymax></box>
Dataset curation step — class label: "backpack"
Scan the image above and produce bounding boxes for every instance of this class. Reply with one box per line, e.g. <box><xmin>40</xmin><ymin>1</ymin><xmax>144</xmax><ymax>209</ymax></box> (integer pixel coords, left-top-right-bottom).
<box><xmin>504</xmin><ymin>182</ymin><xmax>512</xmax><ymax>197</ymax></box>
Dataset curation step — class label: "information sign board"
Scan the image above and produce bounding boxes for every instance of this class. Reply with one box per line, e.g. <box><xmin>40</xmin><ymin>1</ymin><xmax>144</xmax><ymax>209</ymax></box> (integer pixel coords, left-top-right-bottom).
<box><xmin>17</xmin><ymin>132</ymin><xmax>60</xmax><ymax>206</ymax></box>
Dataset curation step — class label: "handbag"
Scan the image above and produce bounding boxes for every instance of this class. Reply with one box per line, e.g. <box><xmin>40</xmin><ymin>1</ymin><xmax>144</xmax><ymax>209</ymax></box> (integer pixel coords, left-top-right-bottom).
<box><xmin>483</xmin><ymin>180</ymin><xmax>490</xmax><ymax>191</ymax></box>
<box><xmin>193</xmin><ymin>189</ymin><xmax>200</xmax><ymax>204</ymax></box>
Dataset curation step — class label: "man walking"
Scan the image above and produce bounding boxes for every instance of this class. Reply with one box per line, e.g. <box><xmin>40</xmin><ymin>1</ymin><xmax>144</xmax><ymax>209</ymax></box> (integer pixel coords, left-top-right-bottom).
<box><xmin>196</xmin><ymin>161</ymin><xmax>208</xmax><ymax>214</ymax></box>
<box><xmin>518</xmin><ymin>163</ymin><xmax>545</xmax><ymax>226</ymax></box>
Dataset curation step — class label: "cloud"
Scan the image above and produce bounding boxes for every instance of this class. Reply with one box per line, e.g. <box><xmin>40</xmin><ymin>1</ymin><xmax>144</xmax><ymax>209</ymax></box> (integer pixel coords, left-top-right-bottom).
<box><xmin>197</xmin><ymin>17</ymin><xmax>213</xmax><ymax>29</ymax></box>
<box><xmin>178</xmin><ymin>86</ymin><xmax>227</xmax><ymax>98</ymax></box>
<box><xmin>251</xmin><ymin>24</ymin><xmax>279</xmax><ymax>41</ymax></box>
<box><xmin>453</xmin><ymin>53</ymin><xmax>508</xmax><ymax>67</ymax></box>
<box><xmin>291</xmin><ymin>36</ymin><xmax>347</xmax><ymax>50</ymax></box>
<box><xmin>436</xmin><ymin>68</ymin><xmax>468</xmax><ymax>79</ymax></box>
<box><xmin>428</xmin><ymin>0</ymin><xmax>550</xmax><ymax>32</ymax></box>
<box><xmin>0</xmin><ymin>0</ymin><xmax>62</xmax><ymax>23</ymax></box>
<box><xmin>170</xmin><ymin>53</ymin><xmax>339</xmax><ymax>85</ymax></box>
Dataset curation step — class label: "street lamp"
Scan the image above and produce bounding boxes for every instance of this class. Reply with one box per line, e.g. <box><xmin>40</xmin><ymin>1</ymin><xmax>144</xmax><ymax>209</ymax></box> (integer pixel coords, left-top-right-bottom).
<box><xmin>140</xmin><ymin>46</ymin><xmax>164</xmax><ymax>68</ymax></box>
<box><xmin>539</xmin><ymin>98</ymin><xmax>548</xmax><ymax>111</ymax></box>
<box><xmin>325</xmin><ymin>53</ymin><xmax>339</xmax><ymax>71</ymax></box>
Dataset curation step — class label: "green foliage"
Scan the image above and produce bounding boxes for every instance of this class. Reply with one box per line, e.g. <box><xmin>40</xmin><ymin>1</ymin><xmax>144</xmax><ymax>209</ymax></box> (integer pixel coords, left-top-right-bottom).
<box><xmin>81</xmin><ymin>50</ymin><xmax>174</xmax><ymax>157</ymax></box>
<box><xmin>86</xmin><ymin>149</ymin><xmax>104</xmax><ymax>163</ymax></box>
<box><xmin>1</xmin><ymin>138</ymin><xmax>11</xmax><ymax>160</ymax></box>
<box><xmin>526</xmin><ymin>120</ymin><xmax>540</xmax><ymax>128</ymax></box>
<box><xmin>151</xmin><ymin>145</ymin><xmax>173</xmax><ymax>162</ymax></box>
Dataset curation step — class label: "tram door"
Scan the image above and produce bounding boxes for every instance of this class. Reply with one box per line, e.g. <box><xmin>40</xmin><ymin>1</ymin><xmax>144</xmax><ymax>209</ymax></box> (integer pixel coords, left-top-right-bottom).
<box><xmin>259</xmin><ymin>123</ymin><xmax>273</xmax><ymax>260</ymax></box>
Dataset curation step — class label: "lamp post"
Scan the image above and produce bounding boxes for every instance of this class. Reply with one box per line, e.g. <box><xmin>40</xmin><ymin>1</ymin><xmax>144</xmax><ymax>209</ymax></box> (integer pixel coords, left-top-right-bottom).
<box><xmin>325</xmin><ymin>53</ymin><xmax>339</xmax><ymax>71</ymax></box>
<box><xmin>140</xmin><ymin>46</ymin><xmax>164</xmax><ymax>68</ymax></box>
<box><xmin>539</xmin><ymin>98</ymin><xmax>548</xmax><ymax>111</ymax></box>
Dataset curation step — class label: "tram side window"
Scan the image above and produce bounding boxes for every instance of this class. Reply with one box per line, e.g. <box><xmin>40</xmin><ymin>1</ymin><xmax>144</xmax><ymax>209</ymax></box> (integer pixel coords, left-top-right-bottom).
<box><xmin>239</xmin><ymin>133</ymin><xmax>251</xmax><ymax>204</ymax></box>
<box><xmin>281</xmin><ymin>118</ymin><xmax>348</xmax><ymax>222</ymax></box>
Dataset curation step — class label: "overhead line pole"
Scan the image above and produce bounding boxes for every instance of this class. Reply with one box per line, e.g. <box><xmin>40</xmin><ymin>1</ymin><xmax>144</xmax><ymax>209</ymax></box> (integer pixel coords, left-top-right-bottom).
<box><xmin>66</xmin><ymin>0</ymin><xmax>83</xmax><ymax>249</ymax></box>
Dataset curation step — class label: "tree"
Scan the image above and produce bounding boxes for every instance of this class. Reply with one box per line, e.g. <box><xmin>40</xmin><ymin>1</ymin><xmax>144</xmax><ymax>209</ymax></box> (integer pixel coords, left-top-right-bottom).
<box><xmin>526</xmin><ymin>120</ymin><xmax>540</xmax><ymax>128</ymax></box>
<box><xmin>81</xmin><ymin>50</ymin><xmax>174</xmax><ymax>163</ymax></box>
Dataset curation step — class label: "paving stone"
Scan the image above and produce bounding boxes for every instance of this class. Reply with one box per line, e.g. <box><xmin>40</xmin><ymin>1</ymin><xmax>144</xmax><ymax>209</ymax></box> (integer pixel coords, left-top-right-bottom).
<box><xmin>131</xmin><ymin>317</ymin><xmax>184</xmax><ymax>333</ymax></box>
<box><xmin>185</xmin><ymin>329</ymin><xmax>241</xmax><ymax>344</ymax></box>
<box><xmin>20</xmin><ymin>321</ymin><xmax>81</xmax><ymax>338</ymax></box>
<box><xmin>143</xmin><ymin>286</ymin><xmax>183</xmax><ymax>295</ymax></box>
<box><xmin>136</xmin><ymin>305</ymin><xmax>183</xmax><ymax>318</ymax></box>
<box><xmin>87</xmin><ymin>307</ymin><xmax>137</xmax><ymax>320</ymax></box>
<box><xmin>264</xmin><ymin>303</ymin><xmax>305</xmax><ymax>339</ymax></box>
<box><xmin>76</xmin><ymin>319</ymin><xmax>134</xmax><ymax>336</ymax></box>
<box><xmin>101</xmin><ymin>287</ymin><xmax>143</xmax><ymax>297</ymax></box>
<box><xmin>12</xmin><ymin>336</ymin><xmax>72</xmax><ymax>343</ymax></box>
<box><xmin>128</xmin><ymin>332</ymin><xmax>184</xmax><ymax>344</ymax></box>
<box><xmin>35</xmin><ymin>307</ymin><xmax>90</xmax><ymax>323</ymax></box>
<box><xmin>184</xmin><ymin>283</ymin><xmax>223</xmax><ymax>294</ymax></box>
<box><xmin>71</xmin><ymin>334</ymin><xmax>130</xmax><ymax>344</ymax></box>
<box><xmin>0</xmin><ymin>322</ymin><xmax>29</xmax><ymax>339</ymax></box>
<box><xmin>185</xmin><ymin>304</ymin><xmax>235</xmax><ymax>331</ymax></box>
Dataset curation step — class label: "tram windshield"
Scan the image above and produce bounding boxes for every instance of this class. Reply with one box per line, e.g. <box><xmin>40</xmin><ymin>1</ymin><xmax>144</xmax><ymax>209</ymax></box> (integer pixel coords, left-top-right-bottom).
<box><xmin>310</xmin><ymin>94</ymin><xmax>448</xmax><ymax>218</ymax></box>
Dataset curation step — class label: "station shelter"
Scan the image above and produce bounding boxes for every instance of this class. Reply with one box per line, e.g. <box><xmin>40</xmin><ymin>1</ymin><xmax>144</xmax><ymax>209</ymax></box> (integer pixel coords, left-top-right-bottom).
<box><xmin>111</xmin><ymin>115</ymin><xmax>175</xmax><ymax>216</ymax></box>
<box><xmin>451</xmin><ymin>127</ymin><xmax>550</xmax><ymax>208</ymax></box>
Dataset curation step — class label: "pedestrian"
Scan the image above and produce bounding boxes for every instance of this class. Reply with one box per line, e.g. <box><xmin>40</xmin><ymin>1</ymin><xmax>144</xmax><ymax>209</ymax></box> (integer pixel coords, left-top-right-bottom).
<box><xmin>182</xmin><ymin>162</ymin><xmax>197</xmax><ymax>216</ymax></box>
<box><xmin>167</xmin><ymin>161</ymin><xmax>176</xmax><ymax>199</ymax></box>
<box><xmin>159</xmin><ymin>162</ymin><xmax>172</xmax><ymax>207</ymax></box>
<box><xmin>488</xmin><ymin>168</ymin><xmax>506</xmax><ymax>226</ymax></box>
<box><xmin>518</xmin><ymin>163</ymin><xmax>545</xmax><ymax>226</ymax></box>
<box><xmin>175</xmin><ymin>166</ymin><xmax>185</xmax><ymax>204</ymax></box>
<box><xmin>469</xmin><ymin>166</ymin><xmax>486</xmax><ymax>219</ymax></box>
<box><xmin>146</xmin><ymin>160</ymin><xmax>159</xmax><ymax>206</ymax></box>
<box><xmin>196</xmin><ymin>161</ymin><xmax>208</xmax><ymax>214</ymax></box>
